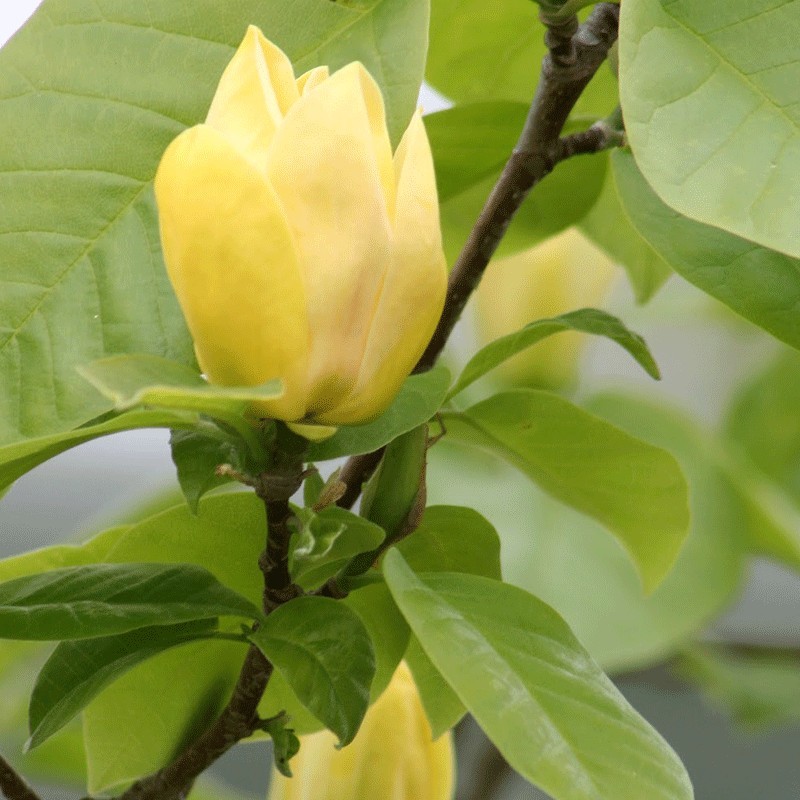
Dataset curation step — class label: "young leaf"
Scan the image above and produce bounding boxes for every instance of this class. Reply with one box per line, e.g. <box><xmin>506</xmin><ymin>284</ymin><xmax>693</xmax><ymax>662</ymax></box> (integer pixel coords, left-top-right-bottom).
<box><xmin>303</xmin><ymin>467</ymin><xmax>326</xmax><ymax>508</ymax></box>
<box><xmin>170</xmin><ymin>425</ymin><xmax>255</xmax><ymax>514</ymax></box>
<box><xmin>307</xmin><ymin>366</ymin><xmax>450</xmax><ymax>461</ymax></box>
<box><xmin>397</xmin><ymin>505</ymin><xmax>501</xmax><ymax>580</ymax></box>
<box><xmin>288</xmin><ymin>506</ymin><xmax>385</xmax><ymax>590</ymax></box>
<box><xmin>620</xmin><ymin>0</ymin><xmax>800</xmax><ymax>259</ymax></box>
<box><xmin>384</xmin><ymin>551</ymin><xmax>694</xmax><ymax>800</ymax></box>
<box><xmin>0</xmin><ymin>563</ymin><xmax>261</xmax><ymax>640</ymax></box>
<box><xmin>443</xmin><ymin>390</ymin><xmax>690</xmax><ymax>592</ymax></box>
<box><xmin>28</xmin><ymin>619</ymin><xmax>222</xmax><ymax>749</ymax></box>
<box><xmin>612</xmin><ymin>150</ymin><xmax>800</xmax><ymax>350</ymax></box>
<box><xmin>447</xmin><ymin>308</ymin><xmax>659</xmax><ymax>399</ymax></box>
<box><xmin>80</xmin><ymin>354</ymin><xmax>281</xmax><ymax>422</ymax></box>
<box><xmin>250</xmin><ymin>597</ymin><xmax>375</xmax><ymax>746</ymax></box>
<box><xmin>261</xmin><ymin>712</ymin><xmax>301</xmax><ymax>778</ymax></box>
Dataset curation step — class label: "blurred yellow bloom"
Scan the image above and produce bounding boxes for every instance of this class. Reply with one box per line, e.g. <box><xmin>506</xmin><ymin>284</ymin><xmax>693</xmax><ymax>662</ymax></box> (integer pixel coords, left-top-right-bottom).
<box><xmin>477</xmin><ymin>229</ymin><xmax>618</xmax><ymax>389</ymax></box>
<box><xmin>155</xmin><ymin>26</ymin><xmax>446</xmax><ymax>428</ymax></box>
<box><xmin>267</xmin><ymin>661</ymin><xmax>455</xmax><ymax>800</ymax></box>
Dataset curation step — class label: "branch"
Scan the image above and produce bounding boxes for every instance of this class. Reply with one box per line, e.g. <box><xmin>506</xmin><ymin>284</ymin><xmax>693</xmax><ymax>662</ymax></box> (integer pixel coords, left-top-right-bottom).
<box><xmin>115</xmin><ymin>646</ymin><xmax>272</xmax><ymax>800</ymax></box>
<box><xmin>112</xmin><ymin>425</ymin><xmax>308</xmax><ymax>800</ymax></box>
<box><xmin>416</xmin><ymin>2</ymin><xmax>621</xmax><ymax>371</ymax></box>
<box><xmin>336</xmin><ymin>3</ymin><xmax>621</xmax><ymax>504</ymax></box>
<box><xmin>0</xmin><ymin>754</ymin><xmax>41</xmax><ymax>800</ymax></box>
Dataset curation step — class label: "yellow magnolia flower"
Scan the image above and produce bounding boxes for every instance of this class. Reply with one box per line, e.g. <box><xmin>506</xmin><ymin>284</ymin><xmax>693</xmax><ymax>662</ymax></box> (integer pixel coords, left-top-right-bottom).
<box><xmin>268</xmin><ymin>661</ymin><xmax>455</xmax><ymax>800</ymax></box>
<box><xmin>477</xmin><ymin>229</ymin><xmax>618</xmax><ymax>389</ymax></box>
<box><xmin>155</xmin><ymin>27</ymin><xmax>447</xmax><ymax>428</ymax></box>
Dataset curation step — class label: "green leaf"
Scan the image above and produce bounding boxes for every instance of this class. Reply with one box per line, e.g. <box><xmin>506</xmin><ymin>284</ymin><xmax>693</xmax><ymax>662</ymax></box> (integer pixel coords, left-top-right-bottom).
<box><xmin>579</xmin><ymin>162</ymin><xmax>672</xmax><ymax>303</ymax></box>
<box><xmin>427</xmin><ymin>0</ymin><xmax>617</xmax><ymax>115</ymax></box>
<box><xmin>250</xmin><ymin>597</ymin><xmax>375</xmax><ymax>746</ymax></box>
<box><xmin>0</xmin><ymin>563</ymin><xmax>260</xmax><ymax>641</ymax></box>
<box><xmin>612</xmin><ymin>150</ymin><xmax>800</xmax><ymax>350</ymax></box>
<box><xmin>676</xmin><ymin>645</ymin><xmax>800</xmax><ymax>729</ymax></box>
<box><xmin>80</xmin><ymin>354</ymin><xmax>281</xmax><ymax>418</ymax></box>
<box><xmin>288</xmin><ymin>506</ymin><xmax>385</xmax><ymax>590</ymax></box>
<box><xmin>262</xmin><ymin>712</ymin><xmax>301</xmax><ymax>778</ymax></box>
<box><xmin>28</xmin><ymin>619</ymin><xmax>222</xmax><ymax>749</ymax></box>
<box><xmin>619</xmin><ymin>0</ymin><xmax>800</xmax><ymax>259</ymax></box>
<box><xmin>0</xmin><ymin>408</ymin><xmax>197</xmax><ymax>497</ymax></box>
<box><xmin>726</xmin><ymin>350</ymin><xmax>800</xmax><ymax>508</ymax></box>
<box><xmin>404</xmin><ymin>635</ymin><xmax>466</xmax><ymax>738</ymax></box>
<box><xmin>307</xmin><ymin>366</ymin><xmax>450</xmax><ymax>461</ymax></box>
<box><xmin>448</xmin><ymin>308</ymin><xmax>659</xmax><ymax>399</ymax></box>
<box><xmin>77</xmin><ymin>494</ymin><xmax>268</xmax><ymax>792</ymax></box>
<box><xmin>384</xmin><ymin>551</ymin><xmax>693</xmax><ymax>800</ymax></box>
<box><xmin>0</xmin><ymin>0</ymin><xmax>429</xmax><ymax>446</ymax></box>
<box><xmin>170</xmin><ymin>427</ymin><xmax>242</xmax><ymax>514</ymax></box>
<box><xmin>303</xmin><ymin>467</ymin><xmax>326</xmax><ymax>508</ymax></box>
<box><xmin>443</xmin><ymin>390</ymin><xmax>690</xmax><ymax>592</ymax></box>
<box><xmin>433</xmin><ymin>112</ymin><xmax>608</xmax><ymax>263</ymax></box>
<box><xmin>397</xmin><ymin>505</ymin><xmax>502</xmax><ymax>579</ymax></box>
<box><xmin>342</xmin><ymin>582</ymin><xmax>410</xmax><ymax>702</ymax></box>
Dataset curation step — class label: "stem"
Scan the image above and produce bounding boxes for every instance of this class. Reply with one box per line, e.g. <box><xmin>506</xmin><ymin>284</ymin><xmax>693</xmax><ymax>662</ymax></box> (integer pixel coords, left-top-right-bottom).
<box><xmin>336</xmin><ymin>3</ymin><xmax>621</xmax><ymax>505</ymax></box>
<box><xmin>416</xmin><ymin>2</ymin><xmax>621</xmax><ymax>372</ymax></box>
<box><xmin>0</xmin><ymin>755</ymin><xmax>40</xmax><ymax>800</ymax></box>
<box><xmin>255</xmin><ymin>424</ymin><xmax>307</xmax><ymax>611</ymax></box>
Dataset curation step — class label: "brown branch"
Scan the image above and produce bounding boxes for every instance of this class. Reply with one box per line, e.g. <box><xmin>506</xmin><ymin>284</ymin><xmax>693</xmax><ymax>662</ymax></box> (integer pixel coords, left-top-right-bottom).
<box><xmin>112</xmin><ymin>426</ymin><xmax>309</xmax><ymax>800</ymax></box>
<box><xmin>336</xmin><ymin>3</ymin><xmax>621</xmax><ymax>505</ymax></box>
<box><xmin>115</xmin><ymin>646</ymin><xmax>272</xmax><ymax>800</ymax></box>
<box><xmin>0</xmin><ymin>755</ymin><xmax>40</xmax><ymax>800</ymax></box>
<box><xmin>417</xmin><ymin>2</ymin><xmax>621</xmax><ymax>372</ymax></box>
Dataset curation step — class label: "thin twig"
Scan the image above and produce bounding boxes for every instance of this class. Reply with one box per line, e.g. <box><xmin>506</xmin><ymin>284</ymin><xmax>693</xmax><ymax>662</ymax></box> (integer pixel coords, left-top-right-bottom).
<box><xmin>336</xmin><ymin>3</ymin><xmax>622</xmax><ymax>504</ymax></box>
<box><xmin>0</xmin><ymin>754</ymin><xmax>41</xmax><ymax>800</ymax></box>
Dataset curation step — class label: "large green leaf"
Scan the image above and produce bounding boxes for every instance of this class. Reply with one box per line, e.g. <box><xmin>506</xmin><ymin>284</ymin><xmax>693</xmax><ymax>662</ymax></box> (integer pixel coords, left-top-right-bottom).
<box><xmin>619</xmin><ymin>0</ymin><xmax>800</xmax><ymax>258</ymax></box>
<box><xmin>250</xmin><ymin>597</ymin><xmax>375</xmax><ymax>746</ymax></box>
<box><xmin>397</xmin><ymin>504</ymin><xmax>502</xmax><ymax>736</ymax></box>
<box><xmin>80</xmin><ymin>493</ymin><xmax>267</xmax><ymax>792</ymax></box>
<box><xmin>28</xmin><ymin>619</ymin><xmax>222</xmax><ymax>749</ymax></box>
<box><xmin>579</xmin><ymin>160</ymin><xmax>672</xmax><ymax>303</ymax></box>
<box><xmin>384</xmin><ymin>551</ymin><xmax>693</xmax><ymax>800</ymax></box>
<box><xmin>0</xmin><ymin>408</ymin><xmax>197</xmax><ymax>497</ymax></box>
<box><xmin>307</xmin><ymin>366</ymin><xmax>450</xmax><ymax>461</ymax></box>
<box><xmin>612</xmin><ymin>150</ymin><xmax>800</xmax><ymax>350</ymax></box>
<box><xmin>397</xmin><ymin>505</ymin><xmax>502</xmax><ymax>580</ymax></box>
<box><xmin>0</xmin><ymin>562</ymin><xmax>260</xmax><ymax>640</ymax></box>
<box><xmin>447</xmin><ymin>307</ymin><xmax>659</xmax><ymax>399</ymax></box>
<box><xmin>0</xmin><ymin>0</ymin><xmax>429</xmax><ymax>445</ymax></box>
<box><xmin>427</xmin><ymin>0</ymin><xmax>617</xmax><ymax>115</ymax></box>
<box><xmin>442</xmin><ymin>389</ymin><xmax>690</xmax><ymax>592</ymax></box>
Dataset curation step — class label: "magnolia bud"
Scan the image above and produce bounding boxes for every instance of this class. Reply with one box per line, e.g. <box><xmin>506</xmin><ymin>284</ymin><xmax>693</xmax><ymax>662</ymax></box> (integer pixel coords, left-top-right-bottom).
<box><xmin>267</xmin><ymin>661</ymin><xmax>455</xmax><ymax>800</ymax></box>
<box><xmin>476</xmin><ymin>228</ymin><xmax>618</xmax><ymax>389</ymax></box>
<box><xmin>154</xmin><ymin>26</ymin><xmax>447</xmax><ymax>430</ymax></box>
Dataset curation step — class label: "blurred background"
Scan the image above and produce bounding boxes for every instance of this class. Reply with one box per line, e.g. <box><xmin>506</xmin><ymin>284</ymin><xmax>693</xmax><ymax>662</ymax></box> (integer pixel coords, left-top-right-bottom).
<box><xmin>1</xmin><ymin>4</ymin><xmax>799</xmax><ymax>799</ymax></box>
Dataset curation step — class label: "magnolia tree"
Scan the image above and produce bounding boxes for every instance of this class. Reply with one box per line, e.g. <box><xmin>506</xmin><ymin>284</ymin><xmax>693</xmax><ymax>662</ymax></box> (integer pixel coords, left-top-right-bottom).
<box><xmin>0</xmin><ymin>1</ymin><xmax>799</xmax><ymax>799</ymax></box>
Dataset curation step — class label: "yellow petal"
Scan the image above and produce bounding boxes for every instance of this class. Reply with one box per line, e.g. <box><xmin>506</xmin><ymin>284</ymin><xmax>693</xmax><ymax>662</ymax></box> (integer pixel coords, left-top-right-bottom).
<box><xmin>267</xmin><ymin>63</ymin><xmax>395</xmax><ymax>416</ymax></box>
<box><xmin>268</xmin><ymin>662</ymin><xmax>455</xmax><ymax>800</ymax></box>
<box><xmin>286</xmin><ymin>422</ymin><xmax>337</xmax><ymax>442</ymax></box>
<box><xmin>322</xmin><ymin>112</ymin><xmax>446</xmax><ymax>425</ymax></box>
<box><xmin>205</xmin><ymin>26</ymin><xmax>299</xmax><ymax>167</ymax></box>
<box><xmin>154</xmin><ymin>124</ymin><xmax>308</xmax><ymax>421</ymax></box>
<box><xmin>296</xmin><ymin>65</ymin><xmax>329</xmax><ymax>95</ymax></box>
